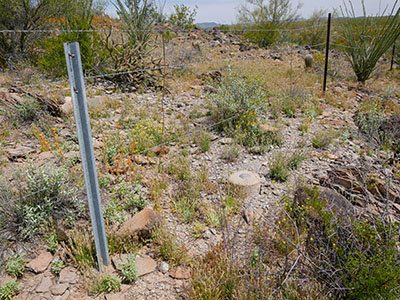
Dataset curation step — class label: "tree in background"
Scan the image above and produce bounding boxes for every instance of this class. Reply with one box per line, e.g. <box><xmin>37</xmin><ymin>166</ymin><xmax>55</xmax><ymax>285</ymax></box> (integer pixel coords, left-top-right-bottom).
<box><xmin>296</xmin><ymin>9</ymin><xmax>327</xmax><ymax>49</ymax></box>
<box><xmin>168</xmin><ymin>4</ymin><xmax>197</xmax><ymax>29</ymax></box>
<box><xmin>0</xmin><ymin>0</ymin><xmax>67</xmax><ymax>67</ymax></box>
<box><xmin>237</xmin><ymin>0</ymin><xmax>303</xmax><ymax>26</ymax></box>
<box><xmin>0</xmin><ymin>0</ymin><xmax>108</xmax><ymax>68</ymax></box>
<box><xmin>36</xmin><ymin>0</ymin><xmax>107</xmax><ymax>76</ymax></box>
<box><xmin>340</xmin><ymin>0</ymin><xmax>400</xmax><ymax>83</ymax></box>
<box><xmin>236</xmin><ymin>0</ymin><xmax>302</xmax><ymax>48</ymax></box>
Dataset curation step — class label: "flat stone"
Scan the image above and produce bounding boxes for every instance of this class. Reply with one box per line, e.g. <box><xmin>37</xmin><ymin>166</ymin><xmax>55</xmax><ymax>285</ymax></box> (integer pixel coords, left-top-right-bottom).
<box><xmin>136</xmin><ymin>255</ymin><xmax>157</xmax><ymax>277</ymax></box>
<box><xmin>258</xmin><ymin>124</ymin><xmax>280</xmax><ymax>133</ymax></box>
<box><xmin>6</xmin><ymin>145</ymin><xmax>35</xmax><ymax>160</ymax></box>
<box><xmin>27</xmin><ymin>252</ymin><xmax>53</xmax><ymax>273</ymax></box>
<box><xmin>116</xmin><ymin>208</ymin><xmax>161</xmax><ymax>238</ymax></box>
<box><xmin>169</xmin><ymin>266</ymin><xmax>191</xmax><ymax>279</ymax></box>
<box><xmin>58</xmin><ymin>267</ymin><xmax>77</xmax><ymax>284</ymax></box>
<box><xmin>36</xmin><ymin>276</ymin><xmax>53</xmax><ymax>293</ymax></box>
<box><xmin>38</xmin><ymin>151</ymin><xmax>54</xmax><ymax>160</ymax></box>
<box><xmin>106</xmin><ymin>292</ymin><xmax>126</xmax><ymax>300</ymax></box>
<box><xmin>50</xmin><ymin>283</ymin><xmax>69</xmax><ymax>296</ymax></box>
<box><xmin>220</xmin><ymin>137</ymin><xmax>233</xmax><ymax>145</ymax></box>
<box><xmin>228</xmin><ymin>170</ymin><xmax>261</xmax><ymax>197</ymax></box>
<box><xmin>54</xmin><ymin>290</ymin><xmax>70</xmax><ymax>300</ymax></box>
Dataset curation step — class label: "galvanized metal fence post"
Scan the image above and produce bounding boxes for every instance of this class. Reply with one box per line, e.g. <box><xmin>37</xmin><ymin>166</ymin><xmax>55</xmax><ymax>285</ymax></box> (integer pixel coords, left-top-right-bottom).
<box><xmin>64</xmin><ymin>42</ymin><xmax>109</xmax><ymax>270</ymax></box>
<box><xmin>323</xmin><ymin>13</ymin><xmax>332</xmax><ymax>94</ymax></box>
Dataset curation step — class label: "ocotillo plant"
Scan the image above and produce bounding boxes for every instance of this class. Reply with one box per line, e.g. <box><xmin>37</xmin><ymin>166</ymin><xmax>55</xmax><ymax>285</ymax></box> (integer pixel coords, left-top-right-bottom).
<box><xmin>340</xmin><ymin>0</ymin><xmax>400</xmax><ymax>83</ymax></box>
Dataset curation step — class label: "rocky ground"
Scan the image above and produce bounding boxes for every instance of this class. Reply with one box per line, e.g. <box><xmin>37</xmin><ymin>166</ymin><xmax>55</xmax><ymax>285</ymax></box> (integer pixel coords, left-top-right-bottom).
<box><xmin>0</xmin><ymin>28</ymin><xmax>399</xmax><ymax>299</ymax></box>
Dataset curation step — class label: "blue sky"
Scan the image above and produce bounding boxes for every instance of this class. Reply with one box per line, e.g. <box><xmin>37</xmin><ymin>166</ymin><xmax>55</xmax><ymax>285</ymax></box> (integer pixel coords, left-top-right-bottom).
<box><xmin>107</xmin><ymin>0</ymin><xmax>400</xmax><ymax>23</ymax></box>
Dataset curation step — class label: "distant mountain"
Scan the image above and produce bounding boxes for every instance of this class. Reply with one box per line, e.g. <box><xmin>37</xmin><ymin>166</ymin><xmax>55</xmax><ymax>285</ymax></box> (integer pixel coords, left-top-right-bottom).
<box><xmin>196</xmin><ymin>22</ymin><xmax>221</xmax><ymax>29</ymax></box>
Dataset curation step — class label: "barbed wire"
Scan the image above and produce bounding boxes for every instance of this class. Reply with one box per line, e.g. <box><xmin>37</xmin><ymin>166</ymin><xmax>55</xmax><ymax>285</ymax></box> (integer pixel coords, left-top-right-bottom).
<box><xmin>0</xmin><ymin>41</ymin><xmax>327</xmax><ymax>92</ymax></box>
<box><xmin>0</xmin><ymin>24</ymin><xmax>327</xmax><ymax>34</ymax></box>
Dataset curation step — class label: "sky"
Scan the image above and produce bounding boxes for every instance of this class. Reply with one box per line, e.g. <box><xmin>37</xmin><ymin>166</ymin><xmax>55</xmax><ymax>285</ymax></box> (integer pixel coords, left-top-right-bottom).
<box><xmin>107</xmin><ymin>0</ymin><xmax>400</xmax><ymax>24</ymax></box>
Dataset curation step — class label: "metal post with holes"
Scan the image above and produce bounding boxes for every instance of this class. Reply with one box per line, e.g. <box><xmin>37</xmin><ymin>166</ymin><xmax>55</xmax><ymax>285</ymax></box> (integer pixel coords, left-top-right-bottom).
<box><xmin>64</xmin><ymin>42</ymin><xmax>109</xmax><ymax>270</ymax></box>
<box><xmin>323</xmin><ymin>13</ymin><xmax>332</xmax><ymax>93</ymax></box>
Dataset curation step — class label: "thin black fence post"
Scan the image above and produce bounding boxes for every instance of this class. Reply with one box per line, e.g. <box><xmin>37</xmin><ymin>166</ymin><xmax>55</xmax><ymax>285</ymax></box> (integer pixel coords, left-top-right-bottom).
<box><xmin>323</xmin><ymin>13</ymin><xmax>332</xmax><ymax>93</ymax></box>
<box><xmin>391</xmin><ymin>44</ymin><xmax>396</xmax><ymax>71</ymax></box>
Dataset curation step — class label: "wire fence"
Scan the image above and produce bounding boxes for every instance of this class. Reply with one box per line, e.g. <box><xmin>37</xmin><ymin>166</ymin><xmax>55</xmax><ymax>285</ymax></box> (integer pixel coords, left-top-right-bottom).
<box><xmin>0</xmin><ymin>20</ymin><xmax>396</xmax><ymax>254</ymax></box>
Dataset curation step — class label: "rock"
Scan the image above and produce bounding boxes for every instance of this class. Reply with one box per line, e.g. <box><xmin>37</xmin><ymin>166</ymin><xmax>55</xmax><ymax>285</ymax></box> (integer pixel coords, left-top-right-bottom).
<box><xmin>116</xmin><ymin>208</ymin><xmax>161</xmax><ymax>238</ymax></box>
<box><xmin>38</xmin><ymin>151</ymin><xmax>54</xmax><ymax>160</ymax></box>
<box><xmin>63</xmin><ymin>151</ymin><xmax>80</xmax><ymax>161</ymax></box>
<box><xmin>58</xmin><ymin>267</ymin><xmax>77</xmax><ymax>284</ymax></box>
<box><xmin>61</xmin><ymin>97</ymin><xmax>73</xmax><ymax>113</ymax></box>
<box><xmin>220</xmin><ymin>137</ymin><xmax>233</xmax><ymax>145</ymax></box>
<box><xmin>239</xmin><ymin>44</ymin><xmax>249</xmax><ymax>52</ymax></box>
<box><xmin>228</xmin><ymin>171</ymin><xmax>261</xmax><ymax>197</ymax></box>
<box><xmin>258</xmin><ymin>124</ymin><xmax>280</xmax><ymax>134</ymax></box>
<box><xmin>159</xmin><ymin>261</ymin><xmax>169</xmax><ymax>274</ymax></box>
<box><xmin>27</xmin><ymin>252</ymin><xmax>53</xmax><ymax>273</ymax></box>
<box><xmin>136</xmin><ymin>255</ymin><xmax>157</xmax><ymax>277</ymax></box>
<box><xmin>169</xmin><ymin>266</ymin><xmax>191</xmax><ymax>279</ymax></box>
<box><xmin>153</xmin><ymin>145</ymin><xmax>170</xmax><ymax>157</ymax></box>
<box><xmin>87</xmin><ymin>96</ymin><xmax>107</xmax><ymax>109</ymax></box>
<box><xmin>62</xmin><ymin>95</ymin><xmax>107</xmax><ymax>113</ymax></box>
<box><xmin>36</xmin><ymin>276</ymin><xmax>53</xmax><ymax>293</ymax></box>
<box><xmin>54</xmin><ymin>290</ymin><xmax>70</xmax><ymax>300</ymax></box>
<box><xmin>106</xmin><ymin>292</ymin><xmax>126</xmax><ymax>300</ymax></box>
<box><xmin>6</xmin><ymin>145</ymin><xmax>35</xmax><ymax>160</ymax></box>
<box><xmin>50</xmin><ymin>283</ymin><xmax>69</xmax><ymax>296</ymax></box>
<box><xmin>134</xmin><ymin>155</ymin><xmax>156</xmax><ymax>165</ymax></box>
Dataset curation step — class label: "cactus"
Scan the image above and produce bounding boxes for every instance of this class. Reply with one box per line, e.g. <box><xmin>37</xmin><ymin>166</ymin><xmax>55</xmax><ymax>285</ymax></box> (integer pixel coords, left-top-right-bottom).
<box><xmin>305</xmin><ymin>54</ymin><xmax>313</xmax><ymax>68</ymax></box>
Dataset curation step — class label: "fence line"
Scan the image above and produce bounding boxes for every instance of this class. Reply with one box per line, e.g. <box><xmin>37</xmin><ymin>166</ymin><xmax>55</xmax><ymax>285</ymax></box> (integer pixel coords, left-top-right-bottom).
<box><xmin>0</xmin><ymin>24</ymin><xmax>327</xmax><ymax>34</ymax></box>
<box><xmin>0</xmin><ymin>41</ymin><xmax>328</xmax><ymax>92</ymax></box>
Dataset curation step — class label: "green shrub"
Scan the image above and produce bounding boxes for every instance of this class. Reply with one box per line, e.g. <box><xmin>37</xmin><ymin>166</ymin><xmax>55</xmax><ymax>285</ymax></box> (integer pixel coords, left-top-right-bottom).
<box><xmin>269</xmin><ymin>150</ymin><xmax>306</xmax><ymax>182</ymax></box>
<box><xmin>93</xmin><ymin>274</ymin><xmax>122</xmax><ymax>294</ymax></box>
<box><xmin>269</xmin><ymin>152</ymin><xmax>290</xmax><ymax>182</ymax></box>
<box><xmin>124</xmin><ymin>183</ymin><xmax>147</xmax><ymax>212</ymax></box>
<box><xmin>0</xmin><ymin>279</ymin><xmax>19</xmax><ymax>300</ymax></box>
<box><xmin>242</xmin><ymin>22</ymin><xmax>278</xmax><ymax>48</ymax></box>
<box><xmin>0</xmin><ymin>166</ymin><xmax>79</xmax><ymax>239</ymax></box>
<box><xmin>283</xmin><ymin>186</ymin><xmax>400</xmax><ymax>299</ymax></box>
<box><xmin>152</xmin><ymin>223</ymin><xmax>187</xmax><ymax>267</ymax></box>
<box><xmin>16</xmin><ymin>98</ymin><xmax>41</xmax><ymax>122</ymax></box>
<box><xmin>195</xmin><ymin>130</ymin><xmax>211</xmax><ymax>153</ymax></box>
<box><xmin>117</xmin><ymin>254</ymin><xmax>138</xmax><ymax>283</ymax></box>
<box><xmin>51</xmin><ymin>257</ymin><xmax>65</xmax><ymax>275</ymax></box>
<box><xmin>36</xmin><ymin>5</ymin><xmax>106</xmax><ymax>77</ymax></box>
<box><xmin>168</xmin><ymin>4</ymin><xmax>197</xmax><ymax>29</ymax></box>
<box><xmin>210</xmin><ymin>69</ymin><xmax>266</xmax><ymax>132</ymax></box>
<box><xmin>311</xmin><ymin>130</ymin><xmax>335</xmax><ymax>149</ymax></box>
<box><xmin>5</xmin><ymin>254</ymin><xmax>26</xmax><ymax>277</ymax></box>
<box><xmin>45</xmin><ymin>232</ymin><xmax>59</xmax><ymax>253</ymax></box>
<box><xmin>103</xmin><ymin>200</ymin><xmax>126</xmax><ymax>225</ymax></box>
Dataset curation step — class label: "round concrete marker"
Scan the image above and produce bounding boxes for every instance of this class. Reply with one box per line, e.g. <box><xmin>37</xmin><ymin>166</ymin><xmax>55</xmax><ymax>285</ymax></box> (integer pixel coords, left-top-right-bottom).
<box><xmin>228</xmin><ymin>170</ymin><xmax>261</xmax><ymax>197</ymax></box>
